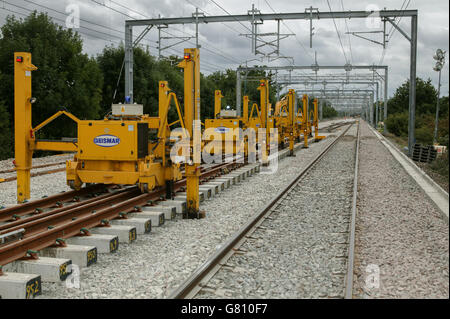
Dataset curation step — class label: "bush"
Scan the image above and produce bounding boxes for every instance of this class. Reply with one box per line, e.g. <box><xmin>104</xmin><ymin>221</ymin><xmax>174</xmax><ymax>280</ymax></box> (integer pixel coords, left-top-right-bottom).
<box><xmin>430</xmin><ymin>152</ymin><xmax>449</xmax><ymax>179</ymax></box>
<box><xmin>386</xmin><ymin>111</ymin><xmax>409</xmax><ymax>137</ymax></box>
<box><xmin>0</xmin><ymin>101</ymin><xmax>12</xmax><ymax>160</ymax></box>
<box><xmin>415</xmin><ymin>126</ymin><xmax>434</xmax><ymax>145</ymax></box>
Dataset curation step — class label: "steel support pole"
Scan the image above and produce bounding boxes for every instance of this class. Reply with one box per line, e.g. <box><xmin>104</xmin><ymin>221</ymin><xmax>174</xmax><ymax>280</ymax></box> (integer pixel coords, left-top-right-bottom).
<box><xmin>375</xmin><ymin>82</ymin><xmax>379</xmax><ymax>128</ymax></box>
<box><xmin>125</xmin><ymin>24</ymin><xmax>133</xmax><ymax>103</ymax></box>
<box><xmin>369</xmin><ymin>95</ymin><xmax>373</xmax><ymax>126</ymax></box>
<box><xmin>384</xmin><ymin>67</ymin><xmax>388</xmax><ymax>133</ymax></box>
<box><xmin>195</xmin><ymin>8</ymin><xmax>199</xmax><ymax>49</ymax></box>
<box><xmin>408</xmin><ymin>15</ymin><xmax>417</xmax><ymax>156</ymax></box>
<box><xmin>158</xmin><ymin>26</ymin><xmax>161</xmax><ymax>59</ymax></box>
<box><xmin>236</xmin><ymin>70</ymin><xmax>242</xmax><ymax>116</ymax></box>
<box><xmin>319</xmin><ymin>100</ymin><xmax>323</xmax><ymax>121</ymax></box>
<box><xmin>433</xmin><ymin>69</ymin><xmax>441</xmax><ymax>144</ymax></box>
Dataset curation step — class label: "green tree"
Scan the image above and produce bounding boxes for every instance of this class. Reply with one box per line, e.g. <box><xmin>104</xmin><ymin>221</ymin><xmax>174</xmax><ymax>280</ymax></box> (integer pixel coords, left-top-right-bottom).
<box><xmin>323</xmin><ymin>102</ymin><xmax>338</xmax><ymax>119</ymax></box>
<box><xmin>97</xmin><ymin>45</ymin><xmax>190</xmax><ymax>123</ymax></box>
<box><xmin>0</xmin><ymin>12</ymin><xmax>103</xmax><ymax>145</ymax></box>
<box><xmin>386</xmin><ymin>77</ymin><xmax>449</xmax><ymax>146</ymax></box>
<box><xmin>0</xmin><ymin>99</ymin><xmax>13</xmax><ymax>159</ymax></box>
<box><xmin>387</xmin><ymin>77</ymin><xmax>437</xmax><ymax>116</ymax></box>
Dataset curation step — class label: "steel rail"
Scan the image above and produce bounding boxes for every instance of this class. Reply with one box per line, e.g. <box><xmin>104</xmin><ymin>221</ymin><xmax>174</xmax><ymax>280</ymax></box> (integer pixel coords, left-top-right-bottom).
<box><xmin>168</xmin><ymin>122</ymin><xmax>355</xmax><ymax>299</ymax></box>
<box><xmin>344</xmin><ymin>120</ymin><xmax>360</xmax><ymax>299</ymax></box>
<box><xmin>0</xmin><ymin>167</ymin><xmax>66</xmax><ymax>183</ymax></box>
<box><xmin>0</xmin><ymin>187</ymin><xmax>133</xmax><ymax>232</ymax></box>
<box><xmin>0</xmin><ymin>122</ymin><xmax>344</xmax><ymax>267</ymax></box>
<box><xmin>0</xmin><ymin>161</ymin><xmax>66</xmax><ymax>174</ymax></box>
<box><xmin>0</xmin><ymin>184</ymin><xmax>108</xmax><ymax>222</ymax></box>
<box><xmin>0</xmin><ymin>161</ymin><xmax>243</xmax><ymax>266</ymax></box>
<box><xmin>0</xmin><ymin>188</ymin><xmax>141</xmax><ymax>237</ymax></box>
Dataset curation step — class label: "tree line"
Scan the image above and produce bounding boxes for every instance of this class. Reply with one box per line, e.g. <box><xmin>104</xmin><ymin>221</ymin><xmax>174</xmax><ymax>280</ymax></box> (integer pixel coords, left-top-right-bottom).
<box><xmin>0</xmin><ymin>12</ymin><xmax>338</xmax><ymax>160</ymax></box>
<box><xmin>385</xmin><ymin>78</ymin><xmax>449</xmax><ymax>147</ymax></box>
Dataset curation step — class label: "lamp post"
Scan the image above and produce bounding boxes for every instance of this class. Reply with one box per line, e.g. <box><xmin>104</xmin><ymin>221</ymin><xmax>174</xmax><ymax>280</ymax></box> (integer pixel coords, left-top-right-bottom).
<box><xmin>433</xmin><ymin>49</ymin><xmax>446</xmax><ymax>145</ymax></box>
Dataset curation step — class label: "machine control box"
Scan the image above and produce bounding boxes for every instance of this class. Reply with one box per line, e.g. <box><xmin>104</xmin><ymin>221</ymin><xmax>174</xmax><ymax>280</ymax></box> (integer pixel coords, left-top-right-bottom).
<box><xmin>112</xmin><ymin>104</ymin><xmax>143</xmax><ymax>116</ymax></box>
<box><xmin>77</xmin><ymin>120</ymin><xmax>148</xmax><ymax>161</ymax></box>
<box><xmin>219</xmin><ymin>110</ymin><xmax>237</xmax><ymax>118</ymax></box>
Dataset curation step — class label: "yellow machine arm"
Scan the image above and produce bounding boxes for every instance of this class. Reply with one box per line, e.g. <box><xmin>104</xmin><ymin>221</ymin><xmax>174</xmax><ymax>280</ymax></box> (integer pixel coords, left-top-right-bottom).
<box><xmin>14</xmin><ymin>53</ymin><xmax>81</xmax><ymax>202</ymax></box>
<box><xmin>177</xmin><ymin>48</ymin><xmax>202</xmax><ymax>218</ymax></box>
<box><xmin>214</xmin><ymin>90</ymin><xmax>224</xmax><ymax>118</ymax></box>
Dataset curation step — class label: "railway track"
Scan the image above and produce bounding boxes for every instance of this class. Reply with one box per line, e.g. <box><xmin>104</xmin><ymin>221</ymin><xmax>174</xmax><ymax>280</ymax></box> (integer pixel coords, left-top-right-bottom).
<box><xmin>0</xmin><ymin>161</ymin><xmax>66</xmax><ymax>175</ymax></box>
<box><xmin>169</xmin><ymin>121</ymin><xmax>360</xmax><ymax>299</ymax></box>
<box><xmin>0</xmin><ymin>120</ymin><xmax>350</xmax><ymax>298</ymax></box>
<box><xmin>0</xmin><ymin>161</ymin><xmax>245</xmax><ymax>268</ymax></box>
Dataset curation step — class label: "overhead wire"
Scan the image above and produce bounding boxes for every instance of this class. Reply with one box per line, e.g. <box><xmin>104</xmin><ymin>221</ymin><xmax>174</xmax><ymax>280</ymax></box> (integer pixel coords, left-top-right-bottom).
<box><xmin>340</xmin><ymin>0</ymin><xmax>354</xmax><ymax>64</ymax></box>
<box><xmin>378</xmin><ymin>0</ymin><xmax>411</xmax><ymax>65</ymax></box>
<box><xmin>263</xmin><ymin>0</ymin><xmax>314</xmax><ymax>63</ymax></box>
<box><xmin>325</xmin><ymin>0</ymin><xmax>349</xmax><ymax>64</ymax></box>
<box><xmin>0</xmin><ymin>1</ymin><xmax>159</xmax><ymax>49</ymax></box>
<box><xmin>90</xmin><ymin>0</ymin><xmax>241</xmax><ymax>66</ymax></box>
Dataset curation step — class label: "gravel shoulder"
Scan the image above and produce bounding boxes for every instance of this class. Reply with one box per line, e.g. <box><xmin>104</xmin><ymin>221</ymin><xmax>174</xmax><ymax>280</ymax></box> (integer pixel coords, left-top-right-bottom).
<box><xmin>196</xmin><ymin>124</ymin><xmax>357</xmax><ymax>299</ymax></box>
<box><xmin>353</xmin><ymin>121</ymin><xmax>449</xmax><ymax>299</ymax></box>
<box><xmin>383</xmin><ymin>134</ymin><xmax>449</xmax><ymax>193</ymax></box>
<box><xmin>40</xmin><ymin>127</ymin><xmax>341</xmax><ymax>298</ymax></box>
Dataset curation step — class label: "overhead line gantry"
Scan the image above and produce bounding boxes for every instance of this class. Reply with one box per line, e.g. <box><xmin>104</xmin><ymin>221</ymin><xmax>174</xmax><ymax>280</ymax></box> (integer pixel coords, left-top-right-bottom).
<box><xmin>124</xmin><ymin>8</ymin><xmax>418</xmax><ymax>156</ymax></box>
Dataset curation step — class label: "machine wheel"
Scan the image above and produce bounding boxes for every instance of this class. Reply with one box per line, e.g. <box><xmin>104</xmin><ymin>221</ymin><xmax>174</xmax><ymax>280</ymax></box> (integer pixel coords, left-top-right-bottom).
<box><xmin>139</xmin><ymin>183</ymin><xmax>149</xmax><ymax>193</ymax></box>
<box><xmin>68</xmin><ymin>180</ymin><xmax>81</xmax><ymax>191</ymax></box>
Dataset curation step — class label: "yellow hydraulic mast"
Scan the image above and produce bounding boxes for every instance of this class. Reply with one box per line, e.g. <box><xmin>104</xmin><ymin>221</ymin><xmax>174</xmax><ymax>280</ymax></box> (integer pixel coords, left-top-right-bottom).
<box><xmin>242</xmin><ymin>95</ymin><xmax>249</xmax><ymax>125</ymax></box>
<box><xmin>14</xmin><ymin>53</ymin><xmax>37</xmax><ymax>203</ymax></box>
<box><xmin>302</xmin><ymin>94</ymin><xmax>309</xmax><ymax>148</ymax></box>
<box><xmin>313</xmin><ymin>98</ymin><xmax>325</xmax><ymax>141</ymax></box>
<box><xmin>214</xmin><ymin>90</ymin><xmax>223</xmax><ymax>118</ymax></box>
<box><xmin>159</xmin><ymin>81</ymin><xmax>170</xmax><ymax>119</ymax></box>
<box><xmin>287</xmin><ymin>89</ymin><xmax>296</xmax><ymax>156</ymax></box>
<box><xmin>258</xmin><ymin>79</ymin><xmax>268</xmax><ymax>129</ymax></box>
<box><xmin>178</xmin><ymin>48</ymin><xmax>201</xmax><ymax>218</ymax></box>
<box><xmin>257</xmin><ymin>79</ymin><xmax>269</xmax><ymax>164</ymax></box>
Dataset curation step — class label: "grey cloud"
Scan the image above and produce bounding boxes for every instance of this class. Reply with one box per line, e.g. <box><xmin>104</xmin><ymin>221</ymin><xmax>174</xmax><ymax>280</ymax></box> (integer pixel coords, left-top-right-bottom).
<box><xmin>0</xmin><ymin>0</ymin><xmax>449</xmax><ymax>96</ymax></box>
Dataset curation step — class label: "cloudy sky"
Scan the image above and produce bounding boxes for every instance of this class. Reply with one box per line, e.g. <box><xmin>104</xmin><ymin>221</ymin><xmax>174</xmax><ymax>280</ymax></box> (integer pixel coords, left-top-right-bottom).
<box><xmin>1</xmin><ymin>0</ymin><xmax>448</xmax><ymax>100</ymax></box>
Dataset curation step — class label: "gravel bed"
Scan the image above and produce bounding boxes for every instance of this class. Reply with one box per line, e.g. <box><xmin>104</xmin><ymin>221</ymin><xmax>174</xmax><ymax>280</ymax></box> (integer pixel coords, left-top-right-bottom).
<box><xmin>0</xmin><ymin>164</ymin><xmax>67</xmax><ymax>180</ymax></box>
<box><xmin>0</xmin><ymin>171</ymin><xmax>72</xmax><ymax>207</ymax></box>
<box><xmin>0</xmin><ymin>153</ymin><xmax>73</xmax><ymax>206</ymax></box>
<box><xmin>352</xmin><ymin>120</ymin><xmax>449</xmax><ymax>299</ymax></box>
<box><xmin>39</xmin><ymin>126</ymin><xmax>344</xmax><ymax>299</ymax></box>
<box><xmin>196</xmin><ymin>124</ymin><xmax>357</xmax><ymax>299</ymax></box>
<box><xmin>0</xmin><ymin>153</ymin><xmax>73</xmax><ymax>172</ymax></box>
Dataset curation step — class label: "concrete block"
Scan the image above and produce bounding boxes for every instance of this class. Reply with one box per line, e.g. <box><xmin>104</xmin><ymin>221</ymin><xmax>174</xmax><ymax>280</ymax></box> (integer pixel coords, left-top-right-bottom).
<box><xmin>159</xmin><ymin>200</ymin><xmax>186</xmax><ymax>214</ymax></box>
<box><xmin>229</xmin><ymin>172</ymin><xmax>244</xmax><ymax>181</ymax></box>
<box><xmin>253</xmin><ymin>164</ymin><xmax>261</xmax><ymax>173</ymax></box>
<box><xmin>174</xmin><ymin>192</ymin><xmax>205</xmax><ymax>202</ymax></box>
<box><xmin>111</xmin><ymin>217</ymin><xmax>151</xmax><ymax>234</ymax></box>
<box><xmin>142</xmin><ymin>205</ymin><xmax>176</xmax><ymax>220</ymax></box>
<box><xmin>202</xmin><ymin>183</ymin><xmax>220</xmax><ymax>194</ymax></box>
<box><xmin>38</xmin><ymin>244</ymin><xmax>97</xmax><ymax>268</ymax></box>
<box><xmin>174</xmin><ymin>195</ymin><xmax>197</xmax><ymax>204</ymax></box>
<box><xmin>128</xmin><ymin>211</ymin><xmax>164</xmax><ymax>227</ymax></box>
<box><xmin>205</xmin><ymin>181</ymin><xmax>225</xmax><ymax>191</ymax></box>
<box><xmin>234</xmin><ymin>168</ymin><xmax>250</xmax><ymax>177</ymax></box>
<box><xmin>0</xmin><ymin>272</ymin><xmax>41</xmax><ymax>299</ymax></box>
<box><xmin>215</xmin><ymin>176</ymin><xmax>236</xmax><ymax>185</ymax></box>
<box><xmin>198</xmin><ymin>187</ymin><xmax>213</xmax><ymax>198</ymax></box>
<box><xmin>66</xmin><ymin>234</ymin><xmax>119</xmax><ymax>254</ymax></box>
<box><xmin>90</xmin><ymin>225</ymin><xmax>137</xmax><ymax>244</ymax></box>
<box><xmin>213</xmin><ymin>178</ymin><xmax>231</xmax><ymax>188</ymax></box>
<box><xmin>3</xmin><ymin>257</ymin><xmax>71</xmax><ymax>282</ymax></box>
